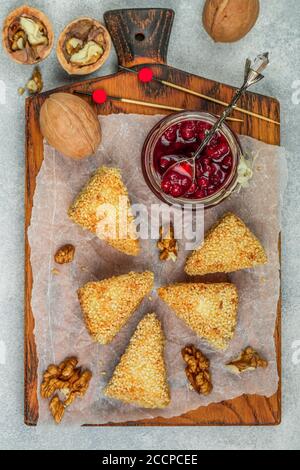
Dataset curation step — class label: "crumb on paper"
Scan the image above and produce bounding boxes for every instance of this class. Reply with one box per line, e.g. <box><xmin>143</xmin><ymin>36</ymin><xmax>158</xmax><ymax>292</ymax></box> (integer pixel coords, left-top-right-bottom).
<box><xmin>51</xmin><ymin>268</ymin><xmax>60</xmax><ymax>275</ymax></box>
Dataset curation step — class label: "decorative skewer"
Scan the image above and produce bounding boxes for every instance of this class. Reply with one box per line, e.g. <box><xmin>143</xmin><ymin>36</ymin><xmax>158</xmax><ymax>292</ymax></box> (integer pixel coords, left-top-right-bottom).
<box><xmin>74</xmin><ymin>89</ymin><xmax>243</xmax><ymax>123</ymax></box>
<box><xmin>118</xmin><ymin>62</ymin><xmax>280</xmax><ymax>126</ymax></box>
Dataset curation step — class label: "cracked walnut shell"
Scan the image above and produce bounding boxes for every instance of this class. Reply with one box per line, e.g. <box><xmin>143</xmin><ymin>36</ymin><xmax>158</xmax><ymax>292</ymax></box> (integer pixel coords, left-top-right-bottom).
<box><xmin>182</xmin><ymin>345</ymin><xmax>213</xmax><ymax>396</ymax></box>
<box><xmin>2</xmin><ymin>5</ymin><xmax>54</xmax><ymax>64</ymax></box>
<box><xmin>203</xmin><ymin>0</ymin><xmax>260</xmax><ymax>43</ymax></box>
<box><xmin>57</xmin><ymin>18</ymin><xmax>111</xmax><ymax>75</ymax></box>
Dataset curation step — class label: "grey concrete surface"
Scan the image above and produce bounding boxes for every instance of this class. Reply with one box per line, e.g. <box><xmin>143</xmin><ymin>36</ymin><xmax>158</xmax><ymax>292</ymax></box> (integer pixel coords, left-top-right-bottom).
<box><xmin>0</xmin><ymin>0</ymin><xmax>299</xmax><ymax>450</ymax></box>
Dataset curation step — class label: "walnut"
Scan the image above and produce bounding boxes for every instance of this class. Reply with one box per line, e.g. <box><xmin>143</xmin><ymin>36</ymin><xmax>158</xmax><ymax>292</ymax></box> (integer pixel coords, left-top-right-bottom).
<box><xmin>41</xmin><ymin>356</ymin><xmax>92</xmax><ymax>424</ymax></box>
<box><xmin>2</xmin><ymin>6</ymin><xmax>54</xmax><ymax>65</ymax></box>
<box><xmin>203</xmin><ymin>0</ymin><xmax>260</xmax><ymax>43</ymax></box>
<box><xmin>227</xmin><ymin>347</ymin><xmax>268</xmax><ymax>374</ymax></box>
<box><xmin>182</xmin><ymin>345</ymin><xmax>213</xmax><ymax>396</ymax></box>
<box><xmin>49</xmin><ymin>396</ymin><xmax>65</xmax><ymax>424</ymax></box>
<box><xmin>157</xmin><ymin>225</ymin><xmax>178</xmax><ymax>262</ymax></box>
<box><xmin>54</xmin><ymin>244</ymin><xmax>75</xmax><ymax>264</ymax></box>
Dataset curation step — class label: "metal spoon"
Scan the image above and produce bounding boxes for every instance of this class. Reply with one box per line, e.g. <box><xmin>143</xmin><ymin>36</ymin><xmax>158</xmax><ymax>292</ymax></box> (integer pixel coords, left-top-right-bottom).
<box><xmin>161</xmin><ymin>53</ymin><xmax>270</xmax><ymax>197</ymax></box>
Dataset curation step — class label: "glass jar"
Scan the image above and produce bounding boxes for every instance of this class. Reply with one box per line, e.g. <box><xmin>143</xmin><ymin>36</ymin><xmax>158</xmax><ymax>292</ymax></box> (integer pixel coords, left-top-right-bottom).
<box><xmin>141</xmin><ymin>111</ymin><xmax>243</xmax><ymax>209</ymax></box>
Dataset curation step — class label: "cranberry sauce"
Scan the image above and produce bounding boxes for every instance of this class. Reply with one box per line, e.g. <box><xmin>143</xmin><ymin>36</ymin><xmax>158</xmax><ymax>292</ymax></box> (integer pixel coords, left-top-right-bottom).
<box><xmin>154</xmin><ymin>120</ymin><xmax>233</xmax><ymax>199</ymax></box>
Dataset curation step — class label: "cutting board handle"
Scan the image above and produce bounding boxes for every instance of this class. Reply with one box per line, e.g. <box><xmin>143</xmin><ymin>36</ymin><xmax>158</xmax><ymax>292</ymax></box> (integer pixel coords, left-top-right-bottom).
<box><xmin>104</xmin><ymin>8</ymin><xmax>175</xmax><ymax>68</ymax></box>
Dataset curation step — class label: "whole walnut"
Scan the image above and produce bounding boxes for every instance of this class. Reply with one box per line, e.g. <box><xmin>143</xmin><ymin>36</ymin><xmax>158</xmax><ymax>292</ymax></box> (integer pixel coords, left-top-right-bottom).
<box><xmin>203</xmin><ymin>0</ymin><xmax>260</xmax><ymax>43</ymax></box>
<box><xmin>40</xmin><ymin>93</ymin><xmax>101</xmax><ymax>160</ymax></box>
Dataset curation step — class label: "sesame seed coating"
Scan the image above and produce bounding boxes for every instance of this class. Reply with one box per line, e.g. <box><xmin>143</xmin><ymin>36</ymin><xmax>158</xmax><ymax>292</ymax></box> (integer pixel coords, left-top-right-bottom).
<box><xmin>104</xmin><ymin>313</ymin><xmax>170</xmax><ymax>409</ymax></box>
<box><xmin>68</xmin><ymin>166</ymin><xmax>140</xmax><ymax>256</ymax></box>
<box><xmin>78</xmin><ymin>271</ymin><xmax>154</xmax><ymax>344</ymax></box>
<box><xmin>158</xmin><ymin>282</ymin><xmax>238</xmax><ymax>350</ymax></box>
<box><xmin>185</xmin><ymin>213</ymin><xmax>268</xmax><ymax>276</ymax></box>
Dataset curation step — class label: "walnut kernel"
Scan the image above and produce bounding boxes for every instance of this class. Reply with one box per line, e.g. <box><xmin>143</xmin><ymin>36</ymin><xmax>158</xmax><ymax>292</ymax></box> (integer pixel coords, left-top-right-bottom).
<box><xmin>41</xmin><ymin>356</ymin><xmax>92</xmax><ymax>424</ymax></box>
<box><xmin>49</xmin><ymin>396</ymin><xmax>65</xmax><ymax>424</ymax></box>
<box><xmin>182</xmin><ymin>345</ymin><xmax>213</xmax><ymax>396</ymax></box>
<box><xmin>157</xmin><ymin>225</ymin><xmax>178</xmax><ymax>262</ymax></box>
<box><xmin>226</xmin><ymin>346</ymin><xmax>268</xmax><ymax>374</ymax></box>
<box><xmin>54</xmin><ymin>244</ymin><xmax>75</xmax><ymax>264</ymax></box>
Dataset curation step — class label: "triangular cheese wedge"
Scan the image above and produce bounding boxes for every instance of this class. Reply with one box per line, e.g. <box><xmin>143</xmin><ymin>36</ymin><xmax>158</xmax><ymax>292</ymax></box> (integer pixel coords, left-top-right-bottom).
<box><xmin>185</xmin><ymin>213</ymin><xmax>267</xmax><ymax>276</ymax></box>
<box><xmin>78</xmin><ymin>271</ymin><xmax>154</xmax><ymax>344</ymax></box>
<box><xmin>68</xmin><ymin>166</ymin><xmax>140</xmax><ymax>256</ymax></box>
<box><xmin>104</xmin><ymin>313</ymin><xmax>170</xmax><ymax>409</ymax></box>
<box><xmin>158</xmin><ymin>282</ymin><xmax>238</xmax><ymax>350</ymax></box>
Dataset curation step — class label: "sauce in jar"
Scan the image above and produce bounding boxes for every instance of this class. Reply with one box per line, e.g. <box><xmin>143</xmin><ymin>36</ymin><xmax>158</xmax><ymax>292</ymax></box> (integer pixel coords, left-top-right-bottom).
<box><xmin>153</xmin><ymin>120</ymin><xmax>233</xmax><ymax>199</ymax></box>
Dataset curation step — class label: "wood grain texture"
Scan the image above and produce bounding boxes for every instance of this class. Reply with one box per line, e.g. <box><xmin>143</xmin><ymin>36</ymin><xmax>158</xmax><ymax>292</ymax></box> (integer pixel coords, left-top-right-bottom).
<box><xmin>24</xmin><ymin>8</ymin><xmax>281</xmax><ymax>426</ymax></box>
<box><xmin>104</xmin><ymin>9</ymin><xmax>175</xmax><ymax>67</ymax></box>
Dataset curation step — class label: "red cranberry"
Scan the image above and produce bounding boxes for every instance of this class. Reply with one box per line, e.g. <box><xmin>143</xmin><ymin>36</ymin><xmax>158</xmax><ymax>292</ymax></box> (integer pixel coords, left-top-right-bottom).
<box><xmin>197</xmin><ymin>122</ymin><xmax>212</xmax><ymax>140</ymax></box>
<box><xmin>194</xmin><ymin>188</ymin><xmax>207</xmax><ymax>199</ymax></box>
<box><xmin>197</xmin><ymin>176</ymin><xmax>209</xmax><ymax>188</ymax></box>
<box><xmin>206</xmin><ymin>142</ymin><xmax>230</xmax><ymax>159</ymax></box>
<box><xmin>207</xmin><ymin>187</ymin><xmax>217</xmax><ymax>196</ymax></box>
<box><xmin>180</xmin><ymin>121</ymin><xmax>196</xmax><ymax>140</ymax></box>
<box><xmin>161</xmin><ymin>179</ymin><xmax>171</xmax><ymax>194</ymax></box>
<box><xmin>186</xmin><ymin>182</ymin><xmax>197</xmax><ymax>195</ymax></box>
<box><xmin>222</xmin><ymin>155</ymin><xmax>233</xmax><ymax>169</ymax></box>
<box><xmin>162</xmin><ymin>126</ymin><xmax>177</xmax><ymax>143</ymax></box>
<box><xmin>211</xmin><ymin>170</ymin><xmax>224</xmax><ymax>185</ymax></box>
<box><xmin>170</xmin><ymin>184</ymin><xmax>184</xmax><ymax>198</ymax></box>
<box><xmin>209</xmin><ymin>133</ymin><xmax>221</xmax><ymax>147</ymax></box>
<box><xmin>159</xmin><ymin>156</ymin><xmax>176</xmax><ymax>171</ymax></box>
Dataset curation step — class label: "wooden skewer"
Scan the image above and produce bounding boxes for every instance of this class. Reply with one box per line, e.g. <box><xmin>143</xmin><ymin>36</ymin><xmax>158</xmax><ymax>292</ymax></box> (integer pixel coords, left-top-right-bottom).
<box><xmin>75</xmin><ymin>91</ymin><xmax>244</xmax><ymax>123</ymax></box>
<box><xmin>119</xmin><ymin>65</ymin><xmax>280</xmax><ymax>126</ymax></box>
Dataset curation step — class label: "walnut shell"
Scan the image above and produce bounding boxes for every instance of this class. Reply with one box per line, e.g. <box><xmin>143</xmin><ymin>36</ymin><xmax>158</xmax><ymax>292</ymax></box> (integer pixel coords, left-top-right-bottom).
<box><xmin>2</xmin><ymin>5</ymin><xmax>54</xmax><ymax>64</ymax></box>
<box><xmin>203</xmin><ymin>0</ymin><xmax>260</xmax><ymax>43</ymax></box>
<box><xmin>57</xmin><ymin>17</ymin><xmax>111</xmax><ymax>76</ymax></box>
<box><xmin>39</xmin><ymin>93</ymin><xmax>102</xmax><ymax>160</ymax></box>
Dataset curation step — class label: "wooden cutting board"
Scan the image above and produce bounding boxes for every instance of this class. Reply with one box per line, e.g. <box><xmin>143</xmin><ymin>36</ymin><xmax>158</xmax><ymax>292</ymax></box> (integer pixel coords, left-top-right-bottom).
<box><xmin>25</xmin><ymin>8</ymin><xmax>281</xmax><ymax>426</ymax></box>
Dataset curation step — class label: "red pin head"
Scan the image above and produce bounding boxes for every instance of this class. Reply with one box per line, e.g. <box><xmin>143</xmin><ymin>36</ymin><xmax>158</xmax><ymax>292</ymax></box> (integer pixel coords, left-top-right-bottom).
<box><xmin>138</xmin><ymin>67</ymin><xmax>154</xmax><ymax>83</ymax></box>
<box><xmin>92</xmin><ymin>89</ymin><xmax>108</xmax><ymax>104</ymax></box>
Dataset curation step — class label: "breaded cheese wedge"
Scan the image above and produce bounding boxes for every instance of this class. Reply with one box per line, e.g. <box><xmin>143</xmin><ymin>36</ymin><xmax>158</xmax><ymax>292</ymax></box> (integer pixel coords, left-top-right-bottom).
<box><xmin>185</xmin><ymin>213</ymin><xmax>267</xmax><ymax>276</ymax></box>
<box><xmin>104</xmin><ymin>313</ymin><xmax>170</xmax><ymax>409</ymax></box>
<box><xmin>68</xmin><ymin>166</ymin><xmax>140</xmax><ymax>256</ymax></box>
<box><xmin>158</xmin><ymin>283</ymin><xmax>238</xmax><ymax>350</ymax></box>
<box><xmin>78</xmin><ymin>271</ymin><xmax>154</xmax><ymax>344</ymax></box>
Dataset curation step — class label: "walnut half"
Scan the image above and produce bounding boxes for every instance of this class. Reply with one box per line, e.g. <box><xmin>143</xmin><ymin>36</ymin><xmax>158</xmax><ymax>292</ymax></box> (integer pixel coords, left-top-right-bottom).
<box><xmin>182</xmin><ymin>345</ymin><xmax>213</xmax><ymax>396</ymax></box>
<box><xmin>2</xmin><ymin>6</ymin><xmax>54</xmax><ymax>65</ymax></box>
<box><xmin>57</xmin><ymin>18</ymin><xmax>111</xmax><ymax>75</ymax></box>
<box><xmin>226</xmin><ymin>347</ymin><xmax>268</xmax><ymax>374</ymax></box>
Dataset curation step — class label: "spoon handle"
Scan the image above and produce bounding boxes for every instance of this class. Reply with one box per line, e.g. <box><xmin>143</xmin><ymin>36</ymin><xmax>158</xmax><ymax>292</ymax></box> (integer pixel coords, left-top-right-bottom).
<box><xmin>193</xmin><ymin>53</ymin><xmax>269</xmax><ymax>161</ymax></box>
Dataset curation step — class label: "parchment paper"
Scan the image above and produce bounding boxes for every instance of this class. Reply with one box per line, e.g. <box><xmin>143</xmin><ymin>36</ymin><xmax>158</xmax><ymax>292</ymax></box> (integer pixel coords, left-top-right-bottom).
<box><xmin>28</xmin><ymin>114</ymin><xmax>286</xmax><ymax>425</ymax></box>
